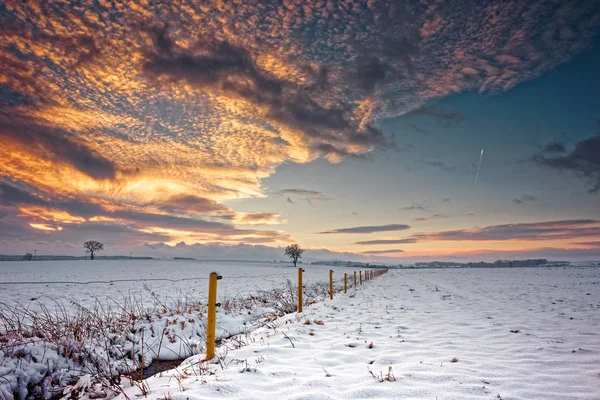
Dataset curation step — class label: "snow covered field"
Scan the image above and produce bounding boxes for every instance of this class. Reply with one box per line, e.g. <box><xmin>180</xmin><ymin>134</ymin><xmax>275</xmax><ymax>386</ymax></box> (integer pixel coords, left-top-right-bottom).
<box><xmin>0</xmin><ymin>259</ymin><xmax>339</xmax><ymax>312</ymax></box>
<box><xmin>1</xmin><ymin>262</ymin><xmax>599</xmax><ymax>399</ymax></box>
<box><xmin>125</xmin><ymin>266</ymin><xmax>600</xmax><ymax>400</ymax></box>
<box><xmin>0</xmin><ymin>260</ymin><xmax>344</xmax><ymax>399</ymax></box>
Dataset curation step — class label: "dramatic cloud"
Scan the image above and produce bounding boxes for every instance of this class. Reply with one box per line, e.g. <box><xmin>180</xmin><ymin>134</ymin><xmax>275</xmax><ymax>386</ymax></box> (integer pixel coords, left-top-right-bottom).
<box><xmin>532</xmin><ymin>134</ymin><xmax>600</xmax><ymax>193</ymax></box>
<box><xmin>512</xmin><ymin>194</ymin><xmax>538</xmax><ymax>204</ymax></box>
<box><xmin>402</xmin><ymin>247</ymin><xmax>600</xmax><ymax>263</ymax></box>
<box><xmin>156</xmin><ymin>194</ymin><xmax>230</xmax><ymax>215</ymax></box>
<box><xmin>352</xmin><ymin>219</ymin><xmax>600</xmax><ymax>251</ymax></box>
<box><xmin>0</xmin><ymin>181</ymin><xmax>290</xmax><ymax>247</ymax></box>
<box><xmin>143</xmin><ymin>27</ymin><xmax>389</xmax><ymax>162</ymax></box>
<box><xmin>410</xmin><ymin>219</ymin><xmax>600</xmax><ymax>242</ymax></box>
<box><xmin>1</xmin><ymin>0</ymin><xmax>599</xmax><ymax>255</ymax></box>
<box><xmin>0</xmin><ymin>115</ymin><xmax>118</xmax><ymax>180</ymax></box>
<box><xmin>234</xmin><ymin>212</ymin><xmax>282</xmax><ymax>225</ymax></box>
<box><xmin>0</xmin><ymin>182</ymin><xmax>48</xmax><ymax>207</ymax></box>
<box><xmin>319</xmin><ymin>224</ymin><xmax>411</xmax><ymax>235</ymax></box>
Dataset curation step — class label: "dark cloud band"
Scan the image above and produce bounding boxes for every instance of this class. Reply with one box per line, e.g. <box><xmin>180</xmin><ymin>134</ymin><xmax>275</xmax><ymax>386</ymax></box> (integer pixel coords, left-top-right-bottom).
<box><xmin>320</xmin><ymin>224</ymin><xmax>411</xmax><ymax>234</ymax></box>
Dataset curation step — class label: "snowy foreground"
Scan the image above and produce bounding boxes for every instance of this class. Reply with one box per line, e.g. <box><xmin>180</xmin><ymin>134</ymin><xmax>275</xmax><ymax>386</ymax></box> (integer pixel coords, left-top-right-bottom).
<box><xmin>1</xmin><ymin>262</ymin><xmax>599</xmax><ymax>399</ymax></box>
<box><xmin>115</xmin><ymin>266</ymin><xmax>600</xmax><ymax>400</ymax></box>
<box><xmin>0</xmin><ymin>260</ymin><xmax>341</xmax><ymax>398</ymax></box>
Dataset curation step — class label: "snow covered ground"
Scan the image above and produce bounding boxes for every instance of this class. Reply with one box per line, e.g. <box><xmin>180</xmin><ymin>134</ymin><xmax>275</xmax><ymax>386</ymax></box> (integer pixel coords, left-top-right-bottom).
<box><xmin>0</xmin><ymin>259</ymin><xmax>339</xmax><ymax>312</ymax></box>
<box><xmin>0</xmin><ymin>260</ymin><xmax>347</xmax><ymax>398</ymax></box>
<box><xmin>1</xmin><ymin>262</ymin><xmax>599</xmax><ymax>399</ymax></box>
<box><xmin>0</xmin><ymin>260</ymin><xmax>319</xmax><ymax>366</ymax></box>
<box><xmin>120</xmin><ymin>266</ymin><xmax>600</xmax><ymax>400</ymax></box>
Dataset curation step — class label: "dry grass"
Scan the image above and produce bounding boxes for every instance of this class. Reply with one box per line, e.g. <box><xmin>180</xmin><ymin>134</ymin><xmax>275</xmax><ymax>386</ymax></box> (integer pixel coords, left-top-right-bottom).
<box><xmin>368</xmin><ymin>366</ymin><xmax>396</xmax><ymax>382</ymax></box>
<box><xmin>0</xmin><ymin>278</ymin><xmax>338</xmax><ymax>399</ymax></box>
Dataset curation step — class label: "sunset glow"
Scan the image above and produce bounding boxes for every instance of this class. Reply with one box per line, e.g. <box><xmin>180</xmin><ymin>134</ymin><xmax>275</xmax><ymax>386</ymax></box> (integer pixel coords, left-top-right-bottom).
<box><xmin>1</xmin><ymin>0</ymin><xmax>599</xmax><ymax>261</ymax></box>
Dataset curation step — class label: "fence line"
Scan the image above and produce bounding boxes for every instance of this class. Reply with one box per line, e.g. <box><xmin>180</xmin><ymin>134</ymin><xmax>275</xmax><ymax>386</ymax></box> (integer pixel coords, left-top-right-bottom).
<box><xmin>0</xmin><ymin>272</ymin><xmax>300</xmax><ymax>286</ymax></box>
<box><xmin>0</xmin><ymin>266</ymin><xmax>388</xmax><ymax>364</ymax></box>
<box><xmin>204</xmin><ymin>267</ymin><xmax>389</xmax><ymax>360</ymax></box>
<box><xmin>0</xmin><ymin>278</ymin><xmax>208</xmax><ymax>285</ymax></box>
<box><xmin>0</xmin><ymin>264</ymin><xmax>390</xmax><ymax>399</ymax></box>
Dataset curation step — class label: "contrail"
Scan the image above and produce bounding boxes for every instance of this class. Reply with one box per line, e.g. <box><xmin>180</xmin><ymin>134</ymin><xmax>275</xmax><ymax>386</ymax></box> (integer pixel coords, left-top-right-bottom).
<box><xmin>474</xmin><ymin>149</ymin><xmax>484</xmax><ymax>184</ymax></box>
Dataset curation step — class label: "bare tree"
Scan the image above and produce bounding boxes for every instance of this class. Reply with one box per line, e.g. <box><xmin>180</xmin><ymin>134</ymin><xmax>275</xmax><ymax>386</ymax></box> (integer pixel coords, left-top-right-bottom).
<box><xmin>84</xmin><ymin>240</ymin><xmax>104</xmax><ymax>260</ymax></box>
<box><xmin>285</xmin><ymin>244</ymin><xmax>304</xmax><ymax>267</ymax></box>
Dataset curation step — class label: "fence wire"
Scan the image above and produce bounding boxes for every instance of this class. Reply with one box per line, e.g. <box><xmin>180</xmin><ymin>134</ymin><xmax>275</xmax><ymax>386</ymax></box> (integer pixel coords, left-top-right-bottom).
<box><xmin>0</xmin><ymin>272</ymin><xmax>298</xmax><ymax>286</ymax></box>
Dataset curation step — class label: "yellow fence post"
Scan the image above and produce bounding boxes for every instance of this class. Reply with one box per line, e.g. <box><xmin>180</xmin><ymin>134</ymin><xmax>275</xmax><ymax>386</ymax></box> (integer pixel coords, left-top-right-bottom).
<box><xmin>298</xmin><ymin>267</ymin><xmax>304</xmax><ymax>312</ymax></box>
<box><xmin>344</xmin><ymin>273</ymin><xmax>347</xmax><ymax>293</ymax></box>
<box><xmin>329</xmin><ymin>270</ymin><xmax>334</xmax><ymax>300</ymax></box>
<box><xmin>354</xmin><ymin>271</ymin><xmax>357</xmax><ymax>287</ymax></box>
<box><xmin>360</xmin><ymin>271</ymin><xmax>363</xmax><ymax>285</ymax></box>
<box><xmin>206</xmin><ymin>271</ymin><xmax>221</xmax><ymax>361</ymax></box>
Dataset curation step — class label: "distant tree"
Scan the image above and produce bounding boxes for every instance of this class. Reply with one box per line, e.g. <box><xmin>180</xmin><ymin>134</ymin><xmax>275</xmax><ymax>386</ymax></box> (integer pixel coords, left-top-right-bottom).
<box><xmin>22</xmin><ymin>253</ymin><xmax>33</xmax><ymax>261</ymax></box>
<box><xmin>84</xmin><ymin>241</ymin><xmax>104</xmax><ymax>260</ymax></box>
<box><xmin>285</xmin><ymin>244</ymin><xmax>304</xmax><ymax>267</ymax></box>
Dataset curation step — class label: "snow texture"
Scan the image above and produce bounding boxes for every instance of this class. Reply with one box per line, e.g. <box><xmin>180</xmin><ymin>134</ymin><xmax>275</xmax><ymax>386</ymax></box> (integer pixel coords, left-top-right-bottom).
<box><xmin>122</xmin><ymin>266</ymin><xmax>600</xmax><ymax>400</ymax></box>
<box><xmin>1</xmin><ymin>262</ymin><xmax>599</xmax><ymax>399</ymax></box>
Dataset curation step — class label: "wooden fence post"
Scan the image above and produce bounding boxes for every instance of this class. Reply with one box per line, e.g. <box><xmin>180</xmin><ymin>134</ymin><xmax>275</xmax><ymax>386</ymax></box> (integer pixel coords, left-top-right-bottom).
<box><xmin>298</xmin><ymin>268</ymin><xmax>304</xmax><ymax>312</ymax></box>
<box><xmin>344</xmin><ymin>273</ymin><xmax>347</xmax><ymax>293</ymax></box>
<box><xmin>205</xmin><ymin>272</ymin><xmax>221</xmax><ymax>361</ymax></box>
<box><xmin>329</xmin><ymin>270</ymin><xmax>334</xmax><ymax>300</ymax></box>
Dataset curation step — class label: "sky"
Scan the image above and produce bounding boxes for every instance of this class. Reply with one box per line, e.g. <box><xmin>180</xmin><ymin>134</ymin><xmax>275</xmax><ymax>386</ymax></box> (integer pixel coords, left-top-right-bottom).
<box><xmin>1</xmin><ymin>0</ymin><xmax>600</xmax><ymax>262</ymax></box>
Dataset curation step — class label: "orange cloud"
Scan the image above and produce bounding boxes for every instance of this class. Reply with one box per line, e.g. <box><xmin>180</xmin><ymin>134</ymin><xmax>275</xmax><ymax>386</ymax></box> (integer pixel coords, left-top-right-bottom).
<box><xmin>1</xmin><ymin>0</ymin><xmax>598</xmax><ymax>253</ymax></box>
<box><xmin>19</xmin><ymin>206</ymin><xmax>86</xmax><ymax>224</ymax></box>
<box><xmin>234</xmin><ymin>212</ymin><xmax>284</xmax><ymax>225</ymax></box>
<box><xmin>29</xmin><ymin>223</ymin><xmax>62</xmax><ymax>231</ymax></box>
